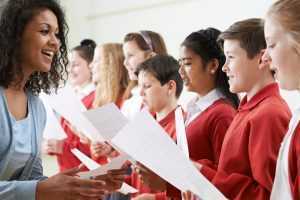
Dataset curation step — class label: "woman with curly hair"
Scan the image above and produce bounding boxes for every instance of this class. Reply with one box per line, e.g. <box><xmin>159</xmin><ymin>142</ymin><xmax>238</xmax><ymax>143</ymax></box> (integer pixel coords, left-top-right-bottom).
<box><xmin>0</xmin><ymin>0</ymin><xmax>122</xmax><ymax>199</ymax></box>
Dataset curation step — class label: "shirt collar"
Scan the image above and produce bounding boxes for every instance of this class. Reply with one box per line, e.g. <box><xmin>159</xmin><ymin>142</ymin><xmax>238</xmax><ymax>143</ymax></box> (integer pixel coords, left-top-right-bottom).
<box><xmin>238</xmin><ymin>83</ymin><xmax>280</xmax><ymax>111</ymax></box>
<box><xmin>75</xmin><ymin>83</ymin><xmax>95</xmax><ymax>99</ymax></box>
<box><xmin>187</xmin><ymin>89</ymin><xmax>224</xmax><ymax>113</ymax></box>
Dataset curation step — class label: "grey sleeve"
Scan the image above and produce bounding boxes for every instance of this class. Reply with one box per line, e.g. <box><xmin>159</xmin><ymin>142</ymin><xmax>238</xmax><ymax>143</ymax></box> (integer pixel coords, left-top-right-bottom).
<box><xmin>0</xmin><ymin>180</ymin><xmax>38</xmax><ymax>200</ymax></box>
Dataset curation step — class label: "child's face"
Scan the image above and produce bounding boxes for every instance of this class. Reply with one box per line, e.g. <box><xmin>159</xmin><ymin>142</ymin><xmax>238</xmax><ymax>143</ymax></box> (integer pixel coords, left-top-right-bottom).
<box><xmin>178</xmin><ymin>46</ymin><xmax>214</xmax><ymax>95</ymax></box>
<box><xmin>123</xmin><ymin>41</ymin><xmax>149</xmax><ymax>80</ymax></box>
<box><xmin>90</xmin><ymin>46</ymin><xmax>104</xmax><ymax>84</ymax></box>
<box><xmin>138</xmin><ymin>71</ymin><xmax>170</xmax><ymax>113</ymax></box>
<box><xmin>264</xmin><ymin>16</ymin><xmax>300</xmax><ymax>90</ymax></box>
<box><xmin>222</xmin><ymin>39</ymin><xmax>261</xmax><ymax>94</ymax></box>
<box><xmin>69</xmin><ymin>51</ymin><xmax>91</xmax><ymax>87</ymax></box>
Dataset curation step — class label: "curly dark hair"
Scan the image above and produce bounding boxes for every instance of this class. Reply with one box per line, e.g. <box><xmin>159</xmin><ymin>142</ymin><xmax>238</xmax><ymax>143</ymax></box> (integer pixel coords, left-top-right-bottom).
<box><xmin>0</xmin><ymin>0</ymin><xmax>69</xmax><ymax>94</ymax></box>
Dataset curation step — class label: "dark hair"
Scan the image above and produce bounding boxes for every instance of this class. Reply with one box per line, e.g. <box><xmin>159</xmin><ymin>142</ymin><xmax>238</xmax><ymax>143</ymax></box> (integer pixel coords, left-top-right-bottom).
<box><xmin>0</xmin><ymin>0</ymin><xmax>69</xmax><ymax>94</ymax></box>
<box><xmin>182</xmin><ymin>28</ymin><xmax>239</xmax><ymax>108</ymax></box>
<box><xmin>123</xmin><ymin>30</ymin><xmax>168</xmax><ymax>55</ymax></box>
<box><xmin>218</xmin><ymin>18</ymin><xmax>266</xmax><ymax>59</ymax></box>
<box><xmin>135</xmin><ymin>55</ymin><xmax>183</xmax><ymax>98</ymax></box>
<box><xmin>72</xmin><ymin>39</ymin><xmax>96</xmax><ymax>64</ymax></box>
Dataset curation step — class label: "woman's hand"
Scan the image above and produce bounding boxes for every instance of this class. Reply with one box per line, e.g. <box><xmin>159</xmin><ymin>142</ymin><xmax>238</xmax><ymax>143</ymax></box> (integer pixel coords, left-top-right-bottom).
<box><xmin>93</xmin><ymin>168</ymin><xmax>128</xmax><ymax>192</ymax></box>
<box><xmin>36</xmin><ymin>166</ymin><xmax>106</xmax><ymax>200</ymax></box>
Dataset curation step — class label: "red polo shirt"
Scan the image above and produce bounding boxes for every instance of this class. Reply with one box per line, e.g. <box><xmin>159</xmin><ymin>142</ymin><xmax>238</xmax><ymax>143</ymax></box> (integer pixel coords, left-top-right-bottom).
<box><xmin>201</xmin><ymin>83</ymin><xmax>291</xmax><ymax>199</ymax></box>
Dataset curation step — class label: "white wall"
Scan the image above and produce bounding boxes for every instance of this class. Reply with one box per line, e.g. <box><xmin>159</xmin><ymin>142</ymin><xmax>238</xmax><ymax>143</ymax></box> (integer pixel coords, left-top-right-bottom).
<box><xmin>63</xmin><ymin>0</ymin><xmax>272</xmax><ymax>56</ymax></box>
<box><xmin>62</xmin><ymin>0</ymin><xmax>300</xmax><ymax>110</ymax></box>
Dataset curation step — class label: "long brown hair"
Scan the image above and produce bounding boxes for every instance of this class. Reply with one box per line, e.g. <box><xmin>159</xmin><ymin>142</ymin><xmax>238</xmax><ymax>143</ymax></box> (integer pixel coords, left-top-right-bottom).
<box><xmin>93</xmin><ymin>43</ymin><xmax>130</xmax><ymax>107</ymax></box>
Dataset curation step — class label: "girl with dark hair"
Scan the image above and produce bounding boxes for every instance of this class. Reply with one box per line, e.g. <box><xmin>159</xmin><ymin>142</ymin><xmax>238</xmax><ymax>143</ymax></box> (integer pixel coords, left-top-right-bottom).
<box><xmin>69</xmin><ymin>39</ymin><xmax>96</xmax><ymax>96</ymax></box>
<box><xmin>178</xmin><ymin>28</ymin><xmax>238</xmax><ymax>171</ymax></box>
<box><xmin>0</xmin><ymin>0</ymin><xmax>122</xmax><ymax>199</ymax></box>
<box><xmin>44</xmin><ymin>39</ymin><xmax>100</xmax><ymax>172</ymax></box>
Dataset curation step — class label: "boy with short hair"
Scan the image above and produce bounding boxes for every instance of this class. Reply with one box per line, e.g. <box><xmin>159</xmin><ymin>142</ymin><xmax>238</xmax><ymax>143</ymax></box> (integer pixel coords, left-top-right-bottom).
<box><xmin>199</xmin><ymin>18</ymin><xmax>291</xmax><ymax>199</ymax></box>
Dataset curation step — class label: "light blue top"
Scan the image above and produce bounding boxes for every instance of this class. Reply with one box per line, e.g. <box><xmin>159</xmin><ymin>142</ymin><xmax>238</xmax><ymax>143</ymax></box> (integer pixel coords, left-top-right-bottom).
<box><xmin>0</xmin><ymin>86</ymin><xmax>47</xmax><ymax>200</ymax></box>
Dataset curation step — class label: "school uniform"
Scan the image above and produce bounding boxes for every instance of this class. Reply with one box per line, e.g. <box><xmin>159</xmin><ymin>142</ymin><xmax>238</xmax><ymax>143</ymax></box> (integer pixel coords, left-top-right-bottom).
<box><xmin>121</xmin><ymin>87</ymin><xmax>143</xmax><ymax>120</ymax></box>
<box><xmin>185</xmin><ymin>89</ymin><xmax>236</xmax><ymax>168</ymax></box>
<box><xmin>201</xmin><ymin>83</ymin><xmax>291</xmax><ymax>199</ymax></box>
<box><xmin>271</xmin><ymin>107</ymin><xmax>300</xmax><ymax>200</ymax></box>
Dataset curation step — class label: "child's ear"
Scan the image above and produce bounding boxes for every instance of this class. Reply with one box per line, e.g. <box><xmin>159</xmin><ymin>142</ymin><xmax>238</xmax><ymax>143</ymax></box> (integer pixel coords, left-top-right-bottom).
<box><xmin>207</xmin><ymin>59</ymin><xmax>219</xmax><ymax>75</ymax></box>
<box><xmin>146</xmin><ymin>52</ymin><xmax>156</xmax><ymax>59</ymax></box>
<box><xmin>167</xmin><ymin>80</ymin><xmax>176</xmax><ymax>95</ymax></box>
<box><xmin>258</xmin><ymin>49</ymin><xmax>270</xmax><ymax>70</ymax></box>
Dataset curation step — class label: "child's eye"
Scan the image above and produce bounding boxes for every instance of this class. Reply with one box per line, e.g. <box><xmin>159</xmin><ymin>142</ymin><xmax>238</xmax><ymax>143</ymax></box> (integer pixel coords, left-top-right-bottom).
<box><xmin>40</xmin><ymin>29</ymin><xmax>49</xmax><ymax>35</ymax></box>
<box><xmin>144</xmin><ymin>84</ymin><xmax>151</xmax><ymax>89</ymax></box>
<box><xmin>268</xmin><ymin>44</ymin><xmax>275</xmax><ymax>49</ymax></box>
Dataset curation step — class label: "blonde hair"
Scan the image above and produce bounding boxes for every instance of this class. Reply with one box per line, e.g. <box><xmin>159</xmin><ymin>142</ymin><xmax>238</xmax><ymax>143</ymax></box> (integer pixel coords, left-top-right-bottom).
<box><xmin>93</xmin><ymin>43</ymin><xmax>131</xmax><ymax>107</ymax></box>
<box><xmin>267</xmin><ymin>0</ymin><xmax>300</xmax><ymax>52</ymax></box>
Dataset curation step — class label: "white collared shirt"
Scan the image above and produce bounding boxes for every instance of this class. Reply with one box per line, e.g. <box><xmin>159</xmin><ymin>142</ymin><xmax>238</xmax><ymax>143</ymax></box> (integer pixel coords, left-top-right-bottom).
<box><xmin>271</xmin><ymin>106</ymin><xmax>300</xmax><ymax>200</ymax></box>
<box><xmin>121</xmin><ymin>86</ymin><xmax>143</xmax><ymax>120</ymax></box>
<box><xmin>74</xmin><ymin>83</ymin><xmax>95</xmax><ymax>99</ymax></box>
<box><xmin>185</xmin><ymin>89</ymin><xmax>224</xmax><ymax>125</ymax></box>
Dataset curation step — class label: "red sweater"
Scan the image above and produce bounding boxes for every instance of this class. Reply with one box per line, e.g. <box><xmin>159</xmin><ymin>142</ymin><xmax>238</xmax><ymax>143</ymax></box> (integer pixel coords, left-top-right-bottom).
<box><xmin>289</xmin><ymin>122</ymin><xmax>300</xmax><ymax>199</ymax></box>
<box><xmin>187</xmin><ymin>99</ymin><xmax>236</xmax><ymax>168</ymax></box>
<box><xmin>201</xmin><ymin>83</ymin><xmax>291</xmax><ymax>199</ymax></box>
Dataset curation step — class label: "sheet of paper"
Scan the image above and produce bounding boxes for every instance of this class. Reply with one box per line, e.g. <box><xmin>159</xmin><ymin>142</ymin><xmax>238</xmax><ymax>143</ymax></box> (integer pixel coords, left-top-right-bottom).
<box><xmin>71</xmin><ymin>148</ymin><xmax>100</xmax><ymax>170</ymax></box>
<box><xmin>111</xmin><ymin>110</ymin><xmax>227</xmax><ymax>200</ymax></box>
<box><xmin>83</xmin><ymin>103</ymin><xmax>129</xmax><ymax>140</ymax></box>
<box><xmin>78</xmin><ymin>153</ymin><xmax>129</xmax><ymax>178</ymax></box>
<box><xmin>175</xmin><ymin>107</ymin><xmax>189</xmax><ymax>158</ymax></box>
<box><xmin>42</xmin><ymin>100</ymin><xmax>67</xmax><ymax>140</ymax></box>
<box><xmin>71</xmin><ymin>148</ymin><xmax>137</xmax><ymax>194</ymax></box>
<box><xmin>41</xmin><ymin>86</ymin><xmax>104</xmax><ymax>142</ymax></box>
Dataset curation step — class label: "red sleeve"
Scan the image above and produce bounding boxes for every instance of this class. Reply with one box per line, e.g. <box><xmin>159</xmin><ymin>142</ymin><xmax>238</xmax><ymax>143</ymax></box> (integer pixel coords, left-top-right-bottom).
<box><xmin>212</xmin><ymin>112</ymin><xmax>289</xmax><ymax>199</ymax></box>
<box><xmin>198</xmin><ymin>116</ymin><xmax>233</xmax><ymax>181</ymax></box>
<box><xmin>289</xmin><ymin>124</ymin><xmax>300</xmax><ymax>199</ymax></box>
<box><xmin>211</xmin><ymin>117</ymin><xmax>233</xmax><ymax>165</ymax></box>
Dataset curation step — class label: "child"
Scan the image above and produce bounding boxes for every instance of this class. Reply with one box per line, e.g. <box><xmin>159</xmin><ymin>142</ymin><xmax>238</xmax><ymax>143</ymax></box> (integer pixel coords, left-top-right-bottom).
<box><xmin>199</xmin><ymin>18</ymin><xmax>291</xmax><ymax>199</ymax></box>
<box><xmin>130</xmin><ymin>54</ymin><xmax>183</xmax><ymax>200</ymax></box>
<box><xmin>264</xmin><ymin>0</ymin><xmax>300</xmax><ymax>199</ymax></box>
